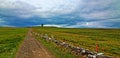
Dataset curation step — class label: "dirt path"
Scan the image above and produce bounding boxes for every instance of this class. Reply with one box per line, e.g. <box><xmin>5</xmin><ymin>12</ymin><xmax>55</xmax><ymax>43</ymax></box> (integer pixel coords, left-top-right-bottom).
<box><xmin>16</xmin><ymin>29</ymin><xmax>54</xmax><ymax>58</ymax></box>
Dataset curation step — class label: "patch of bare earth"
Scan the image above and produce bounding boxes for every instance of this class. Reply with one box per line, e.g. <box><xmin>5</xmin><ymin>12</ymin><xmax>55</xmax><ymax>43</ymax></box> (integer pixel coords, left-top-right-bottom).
<box><xmin>16</xmin><ymin>29</ymin><xmax>54</xmax><ymax>58</ymax></box>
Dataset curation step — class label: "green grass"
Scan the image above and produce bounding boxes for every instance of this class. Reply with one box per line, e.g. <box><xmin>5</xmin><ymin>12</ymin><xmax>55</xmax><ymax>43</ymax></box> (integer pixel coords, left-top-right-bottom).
<box><xmin>35</xmin><ymin>37</ymin><xmax>77</xmax><ymax>58</ymax></box>
<box><xmin>33</xmin><ymin>27</ymin><xmax>120</xmax><ymax>57</ymax></box>
<box><xmin>0</xmin><ymin>27</ymin><xmax>28</xmax><ymax>58</ymax></box>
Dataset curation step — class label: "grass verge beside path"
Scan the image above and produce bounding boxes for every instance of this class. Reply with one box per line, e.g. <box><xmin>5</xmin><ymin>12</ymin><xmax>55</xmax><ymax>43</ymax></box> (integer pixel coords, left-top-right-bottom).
<box><xmin>35</xmin><ymin>35</ymin><xmax>77</xmax><ymax>58</ymax></box>
<box><xmin>0</xmin><ymin>27</ymin><xmax>28</xmax><ymax>58</ymax></box>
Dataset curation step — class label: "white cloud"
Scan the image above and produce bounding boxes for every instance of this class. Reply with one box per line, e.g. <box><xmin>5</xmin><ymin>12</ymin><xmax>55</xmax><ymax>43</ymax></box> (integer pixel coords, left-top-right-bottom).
<box><xmin>0</xmin><ymin>0</ymin><xmax>82</xmax><ymax>18</ymax></box>
<box><xmin>79</xmin><ymin>0</ymin><xmax>120</xmax><ymax>20</ymax></box>
<box><xmin>0</xmin><ymin>0</ymin><xmax>36</xmax><ymax>18</ymax></box>
<box><xmin>0</xmin><ymin>0</ymin><xmax>120</xmax><ymax>19</ymax></box>
<box><xmin>80</xmin><ymin>10</ymin><xmax>111</xmax><ymax>19</ymax></box>
<box><xmin>31</xmin><ymin>0</ymin><xmax>82</xmax><ymax>18</ymax></box>
<box><xmin>0</xmin><ymin>0</ymin><xmax>34</xmax><ymax>9</ymax></box>
<box><xmin>66</xmin><ymin>22</ymin><xmax>108</xmax><ymax>28</ymax></box>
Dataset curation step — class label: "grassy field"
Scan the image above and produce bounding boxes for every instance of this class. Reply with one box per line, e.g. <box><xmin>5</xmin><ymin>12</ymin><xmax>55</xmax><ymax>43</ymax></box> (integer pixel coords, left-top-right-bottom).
<box><xmin>33</xmin><ymin>27</ymin><xmax>120</xmax><ymax>58</ymax></box>
<box><xmin>0</xmin><ymin>27</ymin><xmax>28</xmax><ymax>58</ymax></box>
<box><xmin>0</xmin><ymin>27</ymin><xmax>119</xmax><ymax>58</ymax></box>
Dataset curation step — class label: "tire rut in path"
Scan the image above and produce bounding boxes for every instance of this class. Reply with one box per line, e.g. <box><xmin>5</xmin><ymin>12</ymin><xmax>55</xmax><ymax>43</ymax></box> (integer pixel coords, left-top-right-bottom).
<box><xmin>16</xmin><ymin>29</ymin><xmax>54</xmax><ymax>58</ymax></box>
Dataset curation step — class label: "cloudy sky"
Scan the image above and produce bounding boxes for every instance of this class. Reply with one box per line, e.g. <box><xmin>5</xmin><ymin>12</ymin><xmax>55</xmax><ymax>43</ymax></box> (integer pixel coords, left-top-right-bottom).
<box><xmin>0</xmin><ymin>0</ymin><xmax>120</xmax><ymax>28</ymax></box>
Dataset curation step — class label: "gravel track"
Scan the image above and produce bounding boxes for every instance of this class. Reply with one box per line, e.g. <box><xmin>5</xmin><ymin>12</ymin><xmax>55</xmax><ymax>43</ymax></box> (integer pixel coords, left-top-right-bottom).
<box><xmin>16</xmin><ymin>29</ymin><xmax>54</xmax><ymax>58</ymax></box>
